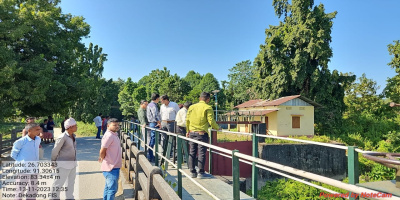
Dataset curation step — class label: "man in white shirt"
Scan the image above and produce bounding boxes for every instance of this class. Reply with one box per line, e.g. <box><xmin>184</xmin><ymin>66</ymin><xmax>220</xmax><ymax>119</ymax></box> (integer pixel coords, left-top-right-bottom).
<box><xmin>93</xmin><ymin>113</ymin><xmax>103</xmax><ymax>139</ymax></box>
<box><xmin>176</xmin><ymin>101</ymin><xmax>191</xmax><ymax>136</ymax></box>
<box><xmin>160</xmin><ymin>95</ymin><xmax>180</xmax><ymax>159</ymax></box>
<box><xmin>175</xmin><ymin>101</ymin><xmax>191</xmax><ymax>164</ymax></box>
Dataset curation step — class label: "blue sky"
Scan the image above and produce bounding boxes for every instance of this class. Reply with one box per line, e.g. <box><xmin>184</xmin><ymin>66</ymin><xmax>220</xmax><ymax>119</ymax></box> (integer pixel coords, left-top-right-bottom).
<box><xmin>60</xmin><ymin>0</ymin><xmax>399</xmax><ymax>93</ymax></box>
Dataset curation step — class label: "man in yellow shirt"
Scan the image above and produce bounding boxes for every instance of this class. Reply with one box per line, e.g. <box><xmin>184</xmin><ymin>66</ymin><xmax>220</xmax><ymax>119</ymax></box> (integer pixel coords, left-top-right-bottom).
<box><xmin>186</xmin><ymin>92</ymin><xmax>220</xmax><ymax>178</ymax></box>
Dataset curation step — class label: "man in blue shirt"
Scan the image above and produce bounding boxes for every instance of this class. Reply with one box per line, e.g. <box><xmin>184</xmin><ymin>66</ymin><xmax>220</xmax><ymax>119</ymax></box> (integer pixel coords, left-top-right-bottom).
<box><xmin>11</xmin><ymin>123</ymin><xmax>42</xmax><ymax>199</ymax></box>
<box><xmin>146</xmin><ymin>93</ymin><xmax>161</xmax><ymax>162</ymax></box>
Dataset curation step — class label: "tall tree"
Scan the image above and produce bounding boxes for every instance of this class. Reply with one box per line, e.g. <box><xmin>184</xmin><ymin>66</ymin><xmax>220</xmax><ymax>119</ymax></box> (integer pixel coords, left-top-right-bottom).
<box><xmin>254</xmin><ymin>0</ymin><xmax>355</xmax><ymax>130</ymax></box>
<box><xmin>132</xmin><ymin>85</ymin><xmax>147</xmax><ymax>116</ymax></box>
<box><xmin>0</xmin><ymin>0</ymin><xmax>106</xmax><ymax>119</ymax></box>
<box><xmin>68</xmin><ymin>43</ymin><xmax>108</xmax><ymax>122</ymax></box>
<box><xmin>159</xmin><ymin>74</ymin><xmax>190</xmax><ymax>103</ymax></box>
<box><xmin>118</xmin><ymin>78</ymin><xmax>137</xmax><ymax>116</ymax></box>
<box><xmin>384</xmin><ymin>40</ymin><xmax>400</xmax><ymax>103</ymax></box>
<box><xmin>227</xmin><ymin>60</ymin><xmax>257</xmax><ymax>106</ymax></box>
<box><xmin>138</xmin><ymin>67</ymin><xmax>170</xmax><ymax>99</ymax></box>
<box><xmin>344</xmin><ymin>74</ymin><xmax>392</xmax><ymax>120</ymax></box>
<box><xmin>183</xmin><ymin>70</ymin><xmax>203</xmax><ymax>89</ymax></box>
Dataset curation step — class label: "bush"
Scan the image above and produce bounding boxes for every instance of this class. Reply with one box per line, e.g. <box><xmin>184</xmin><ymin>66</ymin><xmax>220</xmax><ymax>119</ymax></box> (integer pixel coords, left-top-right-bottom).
<box><xmin>250</xmin><ymin>179</ymin><xmax>348</xmax><ymax>200</ymax></box>
<box><xmin>75</xmin><ymin>121</ymin><xmax>98</xmax><ymax>137</ymax></box>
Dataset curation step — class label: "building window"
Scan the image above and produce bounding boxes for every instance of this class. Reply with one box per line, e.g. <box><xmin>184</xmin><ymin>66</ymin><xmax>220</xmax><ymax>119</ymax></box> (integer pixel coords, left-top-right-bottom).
<box><xmin>286</xmin><ymin>107</ymin><xmax>292</xmax><ymax>110</ymax></box>
<box><xmin>299</xmin><ymin>107</ymin><xmax>305</xmax><ymax>110</ymax></box>
<box><xmin>292</xmin><ymin>116</ymin><xmax>300</xmax><ymax>128</ymax></box>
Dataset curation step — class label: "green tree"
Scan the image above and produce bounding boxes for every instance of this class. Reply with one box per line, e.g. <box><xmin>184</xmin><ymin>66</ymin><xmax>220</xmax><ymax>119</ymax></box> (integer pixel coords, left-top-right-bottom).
<box><xmin>159</xmin><ymin>74</ymin><xmax>190</xmax><ymax>103</ymax></box>
<box><xmin>132</xmin><ymin>85</ymin><xmax>147</xmax><ymax>116</ymax></box>
<box><xmin>226</xmin><ymin>60</ymin><xmax>257</xmax><ymax>106</ymax></box>
<box><xmin>345</xmin><ymin>74</ymin><xmax>386</xmax><ymax>117</ymax></box>
<box><xmin>138</xmin><ymin>67</ymin><xmax>171</xmax><ymax>99</ymax></box>
<box><xmin>254</xmin><ymin>0</ymin><xmax>355</xmax><ymax>131</ymax></box>
<box><xmin>384</xmin><ymin>40</ymin><xmax>400</xmax><ymax>103</ymax></box>
<box><xmin>0</xmin><ymin>0</ymin><xmax>103</xmax><ymax>119</ymax></box>
<box><xmin>118</xmin><ymin>78</ymin><xmax>137</xmax><ymax>116</ymax></box>
<box><xmin>69</xmin><ymin>43</ymin><xmax>109</xmax><ymax>122</ymax></box>
<box><xmin>183</xmin><ymin>70</ymin><xmax>203</xmax><ymax>89</ymax></box>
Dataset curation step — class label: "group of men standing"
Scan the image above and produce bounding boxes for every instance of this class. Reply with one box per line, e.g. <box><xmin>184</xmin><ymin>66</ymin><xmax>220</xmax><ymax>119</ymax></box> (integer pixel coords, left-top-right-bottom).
<box><xmin>11</xmin><ymin>116</ymin><xmax>122</xmax><ymax>200</ymax></box>
<box><xmin>9</xmin><ymin>91</ymin><xmax>218</xmax><ymax>199</ymax></box>
<box><xmin>11</xmin><ymin>118</ymin><xmax>78</xmax><ymax>199</ymax></box>
<box><xmin>137</xmin><ymin>92</ymin><xmax>220</xmax><ymax>178</ymax></box>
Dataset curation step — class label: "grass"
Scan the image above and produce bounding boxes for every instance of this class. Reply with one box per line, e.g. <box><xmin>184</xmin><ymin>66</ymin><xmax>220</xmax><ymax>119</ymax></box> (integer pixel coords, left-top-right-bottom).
<box><xmin>216</xmin><ymin>129</ymin><xmax>338</xmax><ymax>144</ymax></box>
<box><xmin>75</xmin><ymin>121</ymin><xmax>98</xmax><ymax>137</ymax></box>
<box><xmin>0</xmin><ymin>122</ymin><xmax>25</xmax><ymax>140</ymax></box>
<box><xmin>217</xmin><ymin>129</ymin><xmax>252</xmax><ymax>142</ymax></box>
<box><xmin>0</xmin><ymin>121</ymin><xmax>98</xmax><ymax>138</ymax></box>
<box><xmin>263</xmin><ymin>135</ymin><xmax>335</xmax><ymax>144</ymax></box>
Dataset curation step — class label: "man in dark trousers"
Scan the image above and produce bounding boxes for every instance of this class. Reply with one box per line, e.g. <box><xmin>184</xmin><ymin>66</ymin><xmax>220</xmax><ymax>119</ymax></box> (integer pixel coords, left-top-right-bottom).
<box><xmin>137</xmin><ymin>100</ymin><xmax>148</xmax><ymax>149</ymax></box>
<box><xmin>146</xmin><ymin>93</ymin><xmax>161</xmax><ymax>162</ymax></box>
<box><xmin>186</xmin><ymin>92</ymin><xmax>220</xmax><ymax>178</ymax></box>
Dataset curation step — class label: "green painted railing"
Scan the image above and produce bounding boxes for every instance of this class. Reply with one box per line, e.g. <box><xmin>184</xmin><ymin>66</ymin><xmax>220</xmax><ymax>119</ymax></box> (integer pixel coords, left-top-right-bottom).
<box><xmin>121</xmin><ymin>120</ymin><xmax>394</xmax><ymax>200</ymax></box>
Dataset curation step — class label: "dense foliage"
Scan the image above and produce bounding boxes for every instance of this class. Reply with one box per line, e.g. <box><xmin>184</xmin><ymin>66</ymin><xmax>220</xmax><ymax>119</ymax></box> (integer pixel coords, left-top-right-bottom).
<box><xmin>0</xmin><ymin>0</ymin><xmax>122</xmax><ymax>122</ymax></box>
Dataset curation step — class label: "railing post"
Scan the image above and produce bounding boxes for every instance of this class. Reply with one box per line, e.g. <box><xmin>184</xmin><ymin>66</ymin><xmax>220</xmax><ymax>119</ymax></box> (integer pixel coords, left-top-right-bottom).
<box><xmin>137</xmin><ymin>124</ymin><xmax>141</xmax><ymax>149</ymax></box>
<box><xmin>0</xmin><ymin>134</ymin><xmax>2</xmax><ymax>155</ymax></box>
<box><xmin>252</xmin><ymin>131</ymin><xmax>258</xmax><ymax>198</ymax></box>
<box><xmin>209</xmin><ymin>130</ymin><xmax>215</xmax><ymax>174</ymax></box>
<box><xmin>232</xmin><ymin>149</ymin><xmax>240</xmax><ymax>200</ymax></box>
<box><xmin>155</xmin><ymin>130</ymin><xmax>159</xmax><ymax>167</ymax></box>
<box><xmin>177</xmin><ymin>135</ymin><xmax>183</xmax><ymax>198</ymax></box>
<box><xmin>348</xmin><ymin>146</ymin><xmax>359</xmax><ymax>200</ymax></box>
<box><xmin>11</xmin><ymin>130</ymin><xmax>17</xmax><ymax>140</ymax></box>
<box><xmin>144</xmin><ymin>127</ymin><xmax>148</xmax><ymax>154</ymax></box>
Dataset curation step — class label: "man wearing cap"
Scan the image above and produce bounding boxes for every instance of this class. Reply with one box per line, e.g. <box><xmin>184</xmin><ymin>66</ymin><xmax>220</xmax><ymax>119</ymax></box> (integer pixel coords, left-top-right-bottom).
<box><xmin>186</xmin><ymin>92</ymin><xmax>220</xmax><ymax>179</ymax></box>
<box><xmin>99</xmin><ymin>118</ymin><xmax>122</xmax><ymax>200</ymax></box>
<box><xmin>11</xmin><ymin>123</ymin><xmax>41</xmax><ymax>199</ymax></box>
<box><xmin>51</xmin><ymin>118</ymin><xmax>78</xmax><ymax>200</ymax></box>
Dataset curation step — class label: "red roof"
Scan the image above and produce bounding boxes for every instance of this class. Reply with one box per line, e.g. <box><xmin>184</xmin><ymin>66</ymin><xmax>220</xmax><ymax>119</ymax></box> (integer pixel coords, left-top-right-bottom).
<box><xmin>234</xmin><ymin>95</ymin><xmax>322</xmax><ymax>108</ymax></box>
<box><xmin>254</xmin><ymin>95</ymin><xmax>301</xmax><ymax>107</ymax></box>
<box><xmin>226</xmin><ymin>110</ymin><xmax>278</xmax><ymax>116</ymax></box>
<box><xmin>234</xmin><ymin>99</ymin><xmax>263</xmax><ymax>108</ymax></box>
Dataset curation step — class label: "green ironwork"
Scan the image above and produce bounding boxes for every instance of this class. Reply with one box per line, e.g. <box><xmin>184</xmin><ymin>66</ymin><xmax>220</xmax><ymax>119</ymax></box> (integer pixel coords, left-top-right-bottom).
<box><xmin>252</xmin><ymin>131</ymin><xmax>258</xmax><ymax>198</ymax></box>
<box><xmin>232</xmin><ymin>149</ymin><xmax>240</xmax><ymax>200</ymax></box>
<box><xmin>177</xmin><ymin>136</ymin><xmax>183</xmax><ymax>198</ymax></box>
<box><xmin>183</xmin><ymin>137</ymin><xmax>189</xmax><ymax>168</ymax></box>
<box><xmin>144</xmin><ymin>127</ymin><xmax>148</xmax><ymax>154</ymax></box>
<box><xmin>348</xmin><ymin>146</ymin><xmax>359</xmax><ymax>200</ymax></box>
<box><xmin>209</xmin><ymin>130</ymin><xmax>214</xmax><ymax>174</ymax></box>
<box><xmin>137</xmin><ymin>125</ymin><xmax>141</xmax><ymax>149</ymax></box>
<box><xmin>162</xmin><ymin>136</ymin><xmax>174</xmax><ymax>170</ymax></box>
<box><xmin>155</xmin><ymin>130</ymin><xmax>159</xmax><ymax>167</ymax></box>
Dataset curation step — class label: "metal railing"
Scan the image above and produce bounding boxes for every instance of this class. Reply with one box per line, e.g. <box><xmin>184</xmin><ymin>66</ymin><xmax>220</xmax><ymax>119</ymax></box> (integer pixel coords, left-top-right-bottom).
<box><xmin>0</xmin><ymin>130</ymin><xmax>21</xmax><ymax>154</ymax></box>
<box><xmin>119</xmin><ymin>129</ymin><xmax>179</xmax><ymax>200</ymax></box>
<box><xmin>121</xmin><ymin>120</ymin><xmax>399</xmax><ymax>200</ymax></box>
